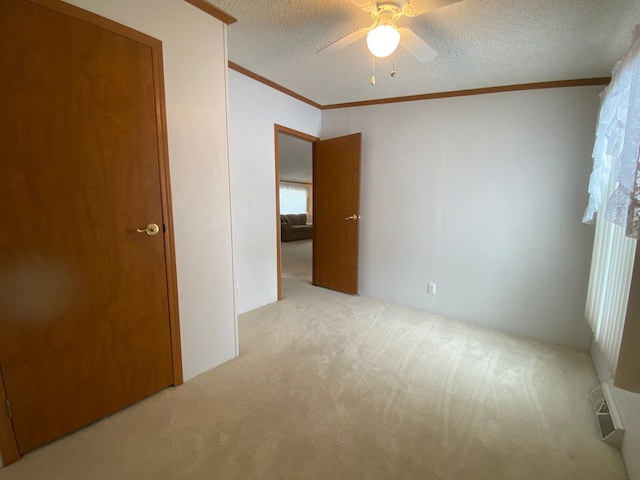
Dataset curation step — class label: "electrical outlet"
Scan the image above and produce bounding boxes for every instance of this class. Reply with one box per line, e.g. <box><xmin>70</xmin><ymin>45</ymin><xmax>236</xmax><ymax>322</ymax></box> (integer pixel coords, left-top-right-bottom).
<box><xmin>427</xmin><ymin>283</ymin><xmax>436</xmax><ymax>295</ymax></box>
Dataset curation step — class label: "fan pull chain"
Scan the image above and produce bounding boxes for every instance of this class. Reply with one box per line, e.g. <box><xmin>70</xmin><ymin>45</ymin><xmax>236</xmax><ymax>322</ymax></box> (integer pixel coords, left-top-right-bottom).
<box><xmin>391</xmin><ymin>55</ymin><xmax>396</xmax><ymax>77</ymax></box>
<box><xmin>371</xmin><ymin>56</ymin><xmax>376</xmax><ymax>86</ymax></box>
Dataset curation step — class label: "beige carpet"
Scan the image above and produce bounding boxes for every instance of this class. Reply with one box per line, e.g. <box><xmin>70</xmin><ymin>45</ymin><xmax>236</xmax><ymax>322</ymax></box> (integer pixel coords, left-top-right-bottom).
<box><xmin>0</xmin><ymin>241</ymin><xmax>628</xmax><ymax>479</ymax></box>
<box><xmin>281</xmin><ymin>238</ymin><xmax>312</xmax><ymax>285</ymax></box>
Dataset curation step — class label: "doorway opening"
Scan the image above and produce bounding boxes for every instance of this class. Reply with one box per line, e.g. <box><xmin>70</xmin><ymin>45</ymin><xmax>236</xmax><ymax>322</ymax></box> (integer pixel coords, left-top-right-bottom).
<box><xmin>274</xmin><ymin>125</ymin><xmax>318</xmax><ymax>300</ymax></box>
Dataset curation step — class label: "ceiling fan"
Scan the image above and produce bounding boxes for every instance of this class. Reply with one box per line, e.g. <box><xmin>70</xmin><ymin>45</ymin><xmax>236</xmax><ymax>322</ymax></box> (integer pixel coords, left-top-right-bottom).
<box><xmin>319</xmin><ymin>0</ymin><xmax>462</xmax><ymax>63</ymax></box>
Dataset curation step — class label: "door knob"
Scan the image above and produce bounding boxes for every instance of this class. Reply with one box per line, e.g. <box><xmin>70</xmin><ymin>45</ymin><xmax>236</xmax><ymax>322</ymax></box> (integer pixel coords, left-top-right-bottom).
<box><xmin>345</xmin><ymin>214</ymin><xmax>359</xmax><ymax>221</ymax></box>
<box><xmin>137</xmin><ymin>223</ymin><xmax>160</xmax><ymax>236</ymax></box>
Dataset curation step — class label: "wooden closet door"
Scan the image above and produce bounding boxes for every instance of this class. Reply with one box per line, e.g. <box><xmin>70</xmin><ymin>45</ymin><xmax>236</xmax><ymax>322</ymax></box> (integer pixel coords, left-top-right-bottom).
<box><xmin>0</xmin><ymin>0</ymin><xmax>175</xmax><ymax>453</ymax></box>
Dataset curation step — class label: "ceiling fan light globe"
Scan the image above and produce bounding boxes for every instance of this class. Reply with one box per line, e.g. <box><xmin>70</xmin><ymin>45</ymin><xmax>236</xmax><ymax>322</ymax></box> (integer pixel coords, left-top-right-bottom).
<box><xmin>366</xmin><ymin>25</ymin><xmax>400</xmax><ymax>58</ymax></box>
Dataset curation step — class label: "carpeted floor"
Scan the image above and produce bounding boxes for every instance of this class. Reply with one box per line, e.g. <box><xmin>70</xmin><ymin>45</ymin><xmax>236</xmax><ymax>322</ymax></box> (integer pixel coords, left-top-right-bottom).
<box><xmin>0</xmin><ymin>239</ymin><xmax>628</xmax><ymax>479</ymax></box>
<box><xmin>281</xmin><ymin>238</ymin><xmax>312</xmax><ymax>286</ymax></box>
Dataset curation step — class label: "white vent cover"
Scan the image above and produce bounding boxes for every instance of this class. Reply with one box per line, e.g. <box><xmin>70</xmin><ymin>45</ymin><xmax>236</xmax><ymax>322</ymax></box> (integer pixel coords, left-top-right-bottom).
<box><xmin>590</xmin><ymin>384</ymin><xmax>625</xmax><ymax>448</ymax></box>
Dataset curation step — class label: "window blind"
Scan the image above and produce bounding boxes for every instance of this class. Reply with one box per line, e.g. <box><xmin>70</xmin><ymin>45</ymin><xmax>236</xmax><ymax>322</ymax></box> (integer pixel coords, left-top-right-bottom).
<box><xmin>585</xmin><ymin>212</ymin><xmax>636</xmax><ymax>376</ymax></box>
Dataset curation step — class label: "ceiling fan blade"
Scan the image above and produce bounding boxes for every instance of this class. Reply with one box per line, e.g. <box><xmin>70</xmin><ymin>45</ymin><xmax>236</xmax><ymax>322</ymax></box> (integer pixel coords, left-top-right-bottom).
<box><xmin>317</xmin><ymin>28</ymin><xmax>369</xmax><ymax>54</ymax></box>
<box><xmin>348</xmin><ymin>0</ymin><xmax>376</xmax><ymax>10</ymax></box>
<box><xmin>404</xmin><ymin>0</ymin><xmax>462</xmax><ymax>16</ymax></box>
<box><xmin>399</xmin><ymin>28</ymin><xmax>438</xmax><ymax>63</ymax></box>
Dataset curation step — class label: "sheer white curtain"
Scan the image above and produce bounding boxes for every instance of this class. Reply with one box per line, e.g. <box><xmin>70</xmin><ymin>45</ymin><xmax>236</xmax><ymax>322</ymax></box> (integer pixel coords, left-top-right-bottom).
<box><xmin>584</xmin><ymin>26</ymin><xmax>640</xmax><ymax>236</ymax></box>
<box><xmin>584</xmin><ymin>25</ymin><xmax>640</xmax><ymax>377</ymax></box>
<box><xmin>279</xmin><ymin>182</ymin><xmax>310</xmax><ymax>215</ymax></box>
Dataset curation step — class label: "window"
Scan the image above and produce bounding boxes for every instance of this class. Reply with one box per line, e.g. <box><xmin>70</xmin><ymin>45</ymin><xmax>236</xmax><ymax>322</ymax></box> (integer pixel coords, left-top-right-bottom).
<box><xmin>584</xmin><ymin>26</ymin><xmax>640</xmax><ymax>378</ymax></box>
<box><xmin>279</xmin><ymin>182</ymin><xmax>311</xmax><ymax>215</ymax></box>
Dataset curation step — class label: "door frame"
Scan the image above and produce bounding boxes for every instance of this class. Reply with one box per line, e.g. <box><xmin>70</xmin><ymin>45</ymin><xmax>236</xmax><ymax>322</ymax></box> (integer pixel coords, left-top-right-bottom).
<box><xmin>274</xmin><ymin>125</ymin><xmax>319</xmax><ymax>300</ymax></box>
<box><xmin>0</xmin><ymin>0</ymin><xmax>183</xmax><ymax>465</ymax></box>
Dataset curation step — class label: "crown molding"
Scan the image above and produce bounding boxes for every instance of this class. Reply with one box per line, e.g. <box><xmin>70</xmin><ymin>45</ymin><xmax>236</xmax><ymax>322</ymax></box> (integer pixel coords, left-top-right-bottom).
<box><xmin>227</xmin><ymin>63</ymin><xmax>610</xmax><ymax>110</ymax></box>
<box><xmin>184</xmin><ymin>0</ymin><xmax>236</xmax><ymax>25</ymax></box>
<box><xmin>322</xmin><ymin>77</ymin><xmax>611</xmax><ymax>109</ymax></box>
<box><xmin>228</xmin><ymin>62</ymin><xmax>322</xmax><ymax>109</ymax></box>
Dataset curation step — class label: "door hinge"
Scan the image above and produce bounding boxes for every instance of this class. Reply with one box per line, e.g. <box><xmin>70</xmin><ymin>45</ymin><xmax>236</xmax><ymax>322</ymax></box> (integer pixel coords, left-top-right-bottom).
<box><xmin>5</xmin><ymin>399</ymin><xmax>12</xmax><ymax>419</ymax></box>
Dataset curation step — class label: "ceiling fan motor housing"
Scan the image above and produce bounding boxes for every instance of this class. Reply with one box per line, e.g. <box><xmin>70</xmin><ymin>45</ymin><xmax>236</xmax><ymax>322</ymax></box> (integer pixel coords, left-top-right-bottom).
<box><xmin>376</xmin><ymin>0</ymin><xmax>407</xmax><ymax>10</ymax></box>
<box><xmin>374</xmin><ymin>9</ymin><xmax>398</xmax><ymax>27</ymax></box>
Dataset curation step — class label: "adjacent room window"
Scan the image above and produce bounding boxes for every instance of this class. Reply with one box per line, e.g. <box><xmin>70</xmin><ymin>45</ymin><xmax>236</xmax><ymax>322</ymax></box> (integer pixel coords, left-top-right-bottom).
<box><xmin>279</xmin><ymin>182</ymin><xmax>311</xmax><ymax>215</ymax></box>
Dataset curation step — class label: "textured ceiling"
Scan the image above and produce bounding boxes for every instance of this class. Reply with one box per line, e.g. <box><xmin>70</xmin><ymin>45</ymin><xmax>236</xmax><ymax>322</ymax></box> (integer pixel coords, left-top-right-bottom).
<box><xmin>207</xmin><ymin>0</ymin><xmax>640</xmax><ymax>106</ymax></box>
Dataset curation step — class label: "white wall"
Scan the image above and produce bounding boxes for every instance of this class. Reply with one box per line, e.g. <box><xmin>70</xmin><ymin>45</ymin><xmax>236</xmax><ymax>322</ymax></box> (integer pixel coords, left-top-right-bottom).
<box><xmin>63</xmin><ymin>0</ymin><xmax>238</xmax><ymax>381</ymax></box>
<box><xmin>228</xmin><ymin>70</ymin><xmax>321</xmax><ymax>314</ymax></box>
<box><xmin>322</xmin><ymin>86</ymin><xmax>600</xmax><ymax>349</ymax></box>
<box><xmin>278</xmin><ymin>133</ymin><xmax>313</xmax><ymax>184</ymax></box>
<box><xmin>591</xmin><ymin>342</ymin><xmax>640</xmax><ymax>480</ymax></box>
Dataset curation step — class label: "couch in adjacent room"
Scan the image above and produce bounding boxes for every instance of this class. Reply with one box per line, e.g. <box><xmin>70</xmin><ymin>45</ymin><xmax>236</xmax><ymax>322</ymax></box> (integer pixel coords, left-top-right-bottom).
<box><xmin>280</xmin><ymin>213</ymin><xmax>312</xmax><ymax>242</ymax></box>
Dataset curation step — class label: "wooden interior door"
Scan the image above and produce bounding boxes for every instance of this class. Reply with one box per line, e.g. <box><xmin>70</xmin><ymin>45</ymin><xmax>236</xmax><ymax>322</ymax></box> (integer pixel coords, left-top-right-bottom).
<box><xmin>0</xmin><ymin>0</ymin><xmax>175</xmax><ymax>454</ymax></box>
<box><xmin>313</xmin><ymin>133</ymin><xmax>362</xmax><ymax>295</ymax></box>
